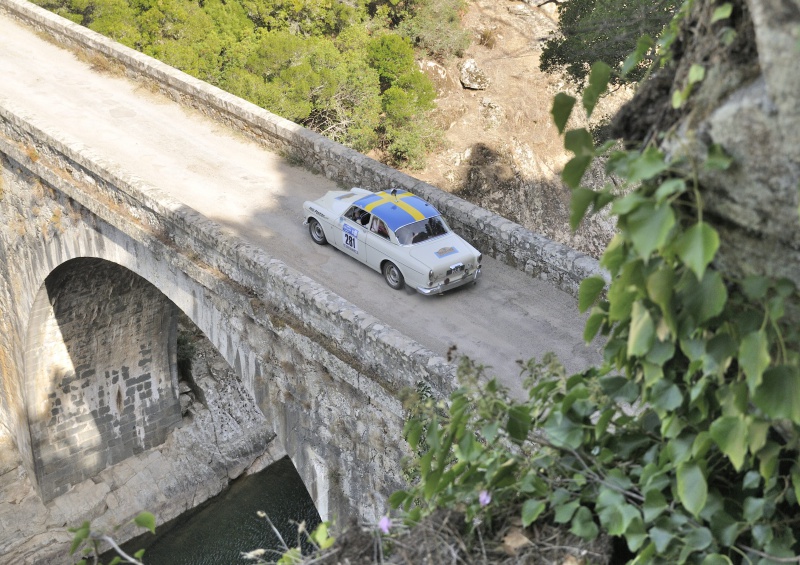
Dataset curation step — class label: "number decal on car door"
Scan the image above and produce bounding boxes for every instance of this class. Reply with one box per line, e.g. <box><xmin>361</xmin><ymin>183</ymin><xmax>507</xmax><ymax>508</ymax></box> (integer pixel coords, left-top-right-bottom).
<box><xmin>343</xmin><ymin>224</ymin><xmax>359</xmax><ymax>254</ymax></box>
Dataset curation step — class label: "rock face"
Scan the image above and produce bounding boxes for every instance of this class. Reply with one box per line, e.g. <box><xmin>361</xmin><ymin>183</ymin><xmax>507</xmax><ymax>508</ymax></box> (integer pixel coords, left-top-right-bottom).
<box><xmin>458</xmin><ymin>59</ymin><xmax>490</xmax><ymax>89</ymax></box>
<box><xmin>612</xmin><ymin>0</ymin><xmax>800</xmax><ymax>289</ymax></box>
<box><xmin>416</xmin><ymin>0</ymin><xmax>622</xmax><ymax>260</ymax></box>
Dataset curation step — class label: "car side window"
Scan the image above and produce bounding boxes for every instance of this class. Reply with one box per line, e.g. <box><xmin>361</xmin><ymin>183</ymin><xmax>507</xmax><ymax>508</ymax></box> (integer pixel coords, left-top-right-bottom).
<box><xmin>344</xmin><ymin>206</ymin><xmax>371</xmax><ymax>226</ymax></box>
<box><xmin>370</xmin><ymin>217</ymin><xmax>390</xmax><ymax>239</ymax></box>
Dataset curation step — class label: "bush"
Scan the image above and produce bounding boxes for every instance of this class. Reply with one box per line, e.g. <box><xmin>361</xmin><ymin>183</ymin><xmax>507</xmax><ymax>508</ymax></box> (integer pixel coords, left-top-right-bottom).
<box><xmin>397</xmin><ymin>0</ymin><xmax>470</xmax><ymax>60</ymax></box>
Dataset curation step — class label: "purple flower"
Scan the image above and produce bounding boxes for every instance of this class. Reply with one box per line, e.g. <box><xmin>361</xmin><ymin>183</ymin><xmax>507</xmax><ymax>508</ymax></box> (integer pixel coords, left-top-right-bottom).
<box><xmin>378</xmin><ymin>515</ymin><xmax>392</xmax><ymax>534</ymax></box>
<box><xmin>479</xmin><ymin>490</ymin><xmax>491</xmax><ymax>507</ymax></box>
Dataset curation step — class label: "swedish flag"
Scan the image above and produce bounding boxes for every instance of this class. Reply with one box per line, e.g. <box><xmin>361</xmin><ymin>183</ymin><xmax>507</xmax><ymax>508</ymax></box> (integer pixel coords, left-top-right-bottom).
<box><xmin>353</xmin><ymin>190</ymin><xmax>439</xmax><ymax>231</ymax></box>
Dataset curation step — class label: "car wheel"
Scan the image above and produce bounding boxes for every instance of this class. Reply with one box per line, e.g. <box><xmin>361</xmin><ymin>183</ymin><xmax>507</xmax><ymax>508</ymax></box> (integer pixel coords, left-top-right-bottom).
<box><xmin>382</xmin><ymin>261</ymin><xmax>404</xmax><ymax>290</ymax></box>
<box><xmin>308</xmin><ymin>218</ymin><xmax>327</xmax><ymax>245</ymax></box>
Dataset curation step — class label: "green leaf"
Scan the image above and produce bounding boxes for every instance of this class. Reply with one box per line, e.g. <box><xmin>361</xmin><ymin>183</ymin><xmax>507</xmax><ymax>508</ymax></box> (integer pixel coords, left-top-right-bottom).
<box><xmin>628</xmin><ymin>301</ymin><xmax>655</xmax><ymax>357</ymax></box>
<box><xmin>705</xmin><ymin>143</ymin><xmax>733</xmax><ymax>170</ymax></box>
<box><xmin>69</xmin><ymin>522</ymin><xmax>90</xmax><ymax>555</ymax></box>
<box><xmin>571</xmin><ymin>187</ymin><xmax>597</xmax><ymax>229</ymax></box>
<box><xmin>679</xmin><ymin>270</ymin><xmax>728</xmax><ymax>323</ymax></box>
<box><xmin>628</xmin><ymin>147</ymin><xmax>669</xmax><ymax>183</ymax></box>
<box><xmin>310</xmin><ymin>522</ymin><xmax>335</xmax><ymax>549</ymax></box>
<box><xmin>688</xmin><ymin>64</ymin><xmax>706</xmax><ymax>84</ymax></box>
<box><xmin>685</xmin><ymin>526</ymin><xmax>713</xmax><ymax>551</ymax></box>
<box><xmin>423</xmin><ymin>467</ymin><xmax>443</xmax><ymax>500</ymax></box>
<box><xmin>611</xmin><ymin>193</ymin><xmax>649</xmax><ymax>216</ymax></box>
<box><xmin>521</xmin><ymin>499</ymin><xmax>546</xmax><ymax>527</ymax></box>
<box><xmin>626</xmin><ymin>516</ymin><xmax>648</xmax><ymax>552</ymax></box>
<box><xmin>702</xmin><ymin>555</ymin><xmax>734</xmax><ymax>565</ymax></box>
<box><xmin>709</xmin><ymin>415</ymin><xmax>748</xmax><ymax>470</ymax></box>
<box><xmin>650</xmin><ymin>527</ymin><xmax>674</xmax><ymax>553</ymax></box>
<box><xmin>544</xmin><ymin>411</ymin><xmax>583</xmax><ymax>449</ymax></box>
<box><xmin>626</xmin><ymin>203</ymin><xmax>676</xmax><ymax>258</ymax></box>
<box><xmin>643</xmin><ymin>488</ymin><xmax>667</xmax><ymax>522</ymax></box>
<box><xmin>570</xmin><ymin>505</ymin><xmax>599</xmax><ymax>539</ymax></box>
<box><xmin>711</xmin><ymin>3</ymin><xmax>733</xmax><ymax>23</ymax></box>
<box><xmin>563</xmin><ymin>155</ymin><xmax>593</xmax><ymax>189</ymax></box>
<box><xmin>134</xmin><ymin>512</ymin><xmax>156</xmax><ymax>533</ymax></box>
<box><xmin>582</xmin><ymin>61</ymin><xmax>611</xmax><ymax>119</ymax></box>
<box><xmin>278</xmin><ymin>547</ymin><xmax>302</xmax><ymax>565</ymax></box>
<box><xmin>741</xmin><ymin>275</ymin><xmax>769</xmax><ymax>300</ymax></box>
<box><xmin>389</xmin><ymin>490</ymin><xmax>410</xmax><ymax>509</ymax></box>
<box><xmin>565</xmin><ymin>128</ymin><xmax>594</xmax><ymax>156</ymax></box>
<box><xmin>647</xmin><ymin>265</ymin><xmax>675</xmax><ymax>317</ymax></box>
<box><xmin>579</xmin><ymin>276</ymin><xmax>606</xmax><ymax>312</ymax></box>
<box><xmin>753</xmin><ymin>365</ymin><xmax>800</xmax><ymax>422</ymax></box>
<box><xmin>506</xmin><ymin>405</ymin><xmax>530</xmax><ymax>443</ymax></box>
<box><xmin>655</xmin><ymin>178</ymin><xmax>686</xmax><ymax>204</ymax></box>
<box><xmin>672</xmin><ymin>222</ymin><xmax>720</xmax><ymax>280</ymax></box>
<box><xmin>584</xmin><ymin>308</ymin><xmax>605</xmax><ymax>342</ymax></box>
<box><xmin>739</xmin><ymin>330</ymin><xmax>770</xmax><ymax>392</ymax></box>
<box><xmin>621</xmin><ymin>34</ymin><xmax>654</xmax><ymax>77</ymax></box>
<box><xmin>677</xmin><ymin>462</ymin><xmax>707</xmax><ymax>517</ymax></box>
<box><xmin>672</xmin><ymin>88</ymin><xmax>686</xmax><ymax>109</ymax></box>
<box><xmin>554</xmin><ymin>499</ymin><xmax>580</xmax><ymax>524</ymax></box>
<box><xmin>743</xmin><ymin>497</ymin><xmax>765</xmax><ymax>523</ymax></box>
<box><xmin>405</xmin><ymin>419</ymin><xmax>423</xmax><ymax>449</ymax></box>
<box><xmin>748</xmin><ymin>419</ymin><xmax>769</xmax><ymax>454</ymax></box>
<box><xmin>552</xmin><ymin>93</ymin><xmax>576</xmax><ymax>134</ymax></box>
<box><xmin>651</xmin><ymin>380</ymin><xmax>683</xmax><ymax>411</ymax></box>
<box><xmin>481</xmin><ymin>421</ymin><xmax>499</xmax><ymax>444</ymax></box>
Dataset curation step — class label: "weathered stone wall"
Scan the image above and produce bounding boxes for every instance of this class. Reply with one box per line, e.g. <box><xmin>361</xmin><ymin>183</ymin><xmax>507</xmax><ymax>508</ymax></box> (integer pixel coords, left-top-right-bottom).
<box><xmin>612</xmin><ymin>0</ymin><xmax>800</xmax><ymax>291</ymax></box>
<box><xmin>0</xmin><ymin>97</ymin><xmax>454</xmax><ymax>536</ymax></box>
<box><xmin>25</xmin><ymin>258</ymin><xmax>182</xmax><ymax>502</ymax></box>
<box><xmin>0</xmin><ymin>0</ymin><xmax>605</xmax><ymax>296</ymax></box>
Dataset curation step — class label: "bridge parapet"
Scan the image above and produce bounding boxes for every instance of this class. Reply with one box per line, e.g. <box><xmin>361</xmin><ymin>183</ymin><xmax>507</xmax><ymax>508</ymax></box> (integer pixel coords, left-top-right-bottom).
<box><xmin>0</xmin><ymin>0</ymin><xmax>606</xmax><ymax>297</ymax></box>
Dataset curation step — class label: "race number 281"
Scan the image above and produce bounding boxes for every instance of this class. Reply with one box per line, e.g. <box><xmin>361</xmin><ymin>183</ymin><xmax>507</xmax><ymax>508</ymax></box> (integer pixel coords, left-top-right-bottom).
<box><xmin>343</xmin><ymin>224</ymin><xmax>359</xmax><ymax>253</ymax></box>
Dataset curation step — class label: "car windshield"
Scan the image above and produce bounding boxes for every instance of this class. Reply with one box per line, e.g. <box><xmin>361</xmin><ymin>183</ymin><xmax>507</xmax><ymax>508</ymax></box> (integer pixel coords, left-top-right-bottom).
<box><xmin>395</xmin><ymin>216</ymin><xmax>449</xmax><ymax>245</ymax></box>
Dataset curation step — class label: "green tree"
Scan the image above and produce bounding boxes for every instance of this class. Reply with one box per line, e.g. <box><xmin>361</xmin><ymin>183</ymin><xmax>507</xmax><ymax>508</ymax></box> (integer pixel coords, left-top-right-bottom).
<box><xmin>238</xmin><ymin>0</ymin><xmax>360</xmax><ymax>36</ymax></box>
<box><xmin>366</xmin><ymin>33</ymin><xmax>416</xmax><ymax>90</ymax></box>
<box><xmin>540</xmin><ymin>0</ymin><xmax>678</xmax><ymax>84</ymax></box>
<box><xmin>397</xmin><ymin>0</ymin><xmax>469</xmax><ymax>60</ymax></box>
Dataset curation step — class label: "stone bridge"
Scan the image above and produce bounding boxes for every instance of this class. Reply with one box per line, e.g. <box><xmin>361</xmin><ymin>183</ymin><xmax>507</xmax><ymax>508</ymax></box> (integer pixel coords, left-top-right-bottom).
<box><xmin>0</xmin><ymin>0</ymin><xmax>604</xmax><ymax>561</ymax></box>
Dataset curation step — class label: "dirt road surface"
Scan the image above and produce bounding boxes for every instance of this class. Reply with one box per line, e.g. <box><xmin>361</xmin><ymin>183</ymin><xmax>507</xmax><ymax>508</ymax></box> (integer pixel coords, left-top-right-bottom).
<box><xmin>0</xmin><ymin>12</ymin><xmax>602</xmax><ymax>397</ymax></box>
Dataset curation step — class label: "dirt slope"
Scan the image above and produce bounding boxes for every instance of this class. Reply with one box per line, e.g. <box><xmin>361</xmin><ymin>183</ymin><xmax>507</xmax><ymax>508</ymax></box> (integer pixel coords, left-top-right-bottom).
<box><xmin>414</xmin><ymin>0</ymin><xmax>623</xmax><ymax>258</ymax></box>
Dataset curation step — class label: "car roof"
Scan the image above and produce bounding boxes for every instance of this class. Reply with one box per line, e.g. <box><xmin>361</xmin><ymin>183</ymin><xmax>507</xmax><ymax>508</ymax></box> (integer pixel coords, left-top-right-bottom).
<box><xmin>352</xmin><ymin>190</ymin><xmax>439</xmax><ymax>231</ymax></box>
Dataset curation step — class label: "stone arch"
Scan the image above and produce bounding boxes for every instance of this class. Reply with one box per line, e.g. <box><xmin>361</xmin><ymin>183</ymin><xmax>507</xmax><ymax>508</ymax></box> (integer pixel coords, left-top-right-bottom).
<box><xmin>23</xmin><ymin>257</ymin><xmax>181</xmax><ymax>502</ymax></box>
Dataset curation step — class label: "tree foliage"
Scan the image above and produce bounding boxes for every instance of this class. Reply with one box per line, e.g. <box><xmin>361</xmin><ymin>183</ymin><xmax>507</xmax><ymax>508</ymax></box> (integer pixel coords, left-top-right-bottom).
<box><xmin>540</xmin><ymin>0</ymin><xmax>679</xmax><ymax>84</ymax></box>
<box><xmin>32</xmin><ymin>0</ymin><xmax>462</xmax><ymax>167</ymax></box>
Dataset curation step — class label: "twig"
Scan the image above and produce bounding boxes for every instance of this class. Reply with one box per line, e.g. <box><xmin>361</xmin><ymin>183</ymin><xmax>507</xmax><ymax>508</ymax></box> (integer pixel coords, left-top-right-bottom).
<box><xmin>93</xmin><ymin>533</ymin><xmax>144</xmax><ymax>565</ymax></box>
<box><xmin>736</xmin><ymin>544</ymin><xmax>800</xmax><ymax>563</ymax></box>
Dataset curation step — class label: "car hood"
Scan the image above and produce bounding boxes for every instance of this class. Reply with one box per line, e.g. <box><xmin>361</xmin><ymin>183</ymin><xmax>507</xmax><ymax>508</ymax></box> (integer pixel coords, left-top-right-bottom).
<box><xmin>408</xmin><ymin>233</ymin><xmax>480</xmax><ymax>271</ymax></box>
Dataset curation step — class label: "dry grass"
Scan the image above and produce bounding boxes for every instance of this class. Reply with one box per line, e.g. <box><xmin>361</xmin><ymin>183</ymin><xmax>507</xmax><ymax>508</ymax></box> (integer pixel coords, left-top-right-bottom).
<box><xmin>478</xmin><ymin>28</ymin><xmax>497</xmax><ymax>49</ymax></box>
<box><xmin>76</xmin><ymin>50</ymin><xmax>125</xmax><ymax>76</ymax></box>
<box><xmin>301</xmin><ymin>507</ymin><xmax>611</xmax><ymax>565</ymax></box>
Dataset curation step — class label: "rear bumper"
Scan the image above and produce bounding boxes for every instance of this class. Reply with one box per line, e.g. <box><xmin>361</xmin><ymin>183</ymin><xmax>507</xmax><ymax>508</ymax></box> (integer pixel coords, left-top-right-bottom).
<box><xmin>416</xmin><ymin>268</ymin><xmax>481</xmax><ymax>295</ymax></box>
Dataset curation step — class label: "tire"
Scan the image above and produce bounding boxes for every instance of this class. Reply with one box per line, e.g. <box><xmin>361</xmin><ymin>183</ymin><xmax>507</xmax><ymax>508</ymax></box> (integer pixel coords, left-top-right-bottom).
<box><xmin>382</xmin><ymin>261</ymin><xmax>404</xmax><ymax>290</ymax></box>
<box><xmin>308</xmin><ymin>218</ymin><xmax>327</xmax><ymax>245</ymax></box>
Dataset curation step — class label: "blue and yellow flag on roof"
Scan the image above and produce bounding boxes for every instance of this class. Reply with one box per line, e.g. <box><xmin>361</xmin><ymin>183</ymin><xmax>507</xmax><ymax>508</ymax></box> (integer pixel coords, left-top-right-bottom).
<box><xmin>353</xmin><ymin>190</ymin><xmax>439</xmax><ymax>231</ymax></box>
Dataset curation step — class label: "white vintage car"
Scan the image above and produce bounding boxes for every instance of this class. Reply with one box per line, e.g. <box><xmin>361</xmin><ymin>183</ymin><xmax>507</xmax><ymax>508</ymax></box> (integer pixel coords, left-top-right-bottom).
<box><xmin>303</xmin><ymin>188</ymin><xmax>482</xmax><ymax>294</ymax></box>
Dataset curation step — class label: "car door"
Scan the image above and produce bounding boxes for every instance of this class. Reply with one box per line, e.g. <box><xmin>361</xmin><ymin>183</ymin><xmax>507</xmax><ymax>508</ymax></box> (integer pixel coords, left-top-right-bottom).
<box><xmin>335</xmin><ymin>206</ymin><xmax>369</xmax><ymax>264</ymax></box>
<box><xmin>365</xmin><ymin>216</ymin><xmax>393</xmax><ymax>270</ymax></box>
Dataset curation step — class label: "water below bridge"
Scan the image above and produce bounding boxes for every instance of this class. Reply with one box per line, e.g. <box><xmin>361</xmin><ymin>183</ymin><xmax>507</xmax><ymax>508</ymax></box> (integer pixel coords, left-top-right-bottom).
<box><xmin>115</xmin><ymin>457</ymin><xmax>321</xmax><ymax>565</ymax></box>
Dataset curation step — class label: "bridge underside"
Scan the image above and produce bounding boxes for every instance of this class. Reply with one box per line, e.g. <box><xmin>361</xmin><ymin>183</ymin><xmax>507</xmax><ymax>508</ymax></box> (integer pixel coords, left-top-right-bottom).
<box><xmin>24</xmin><ymin>258</ymin><xmax>182</xmax><ymax>502</ymax></box>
